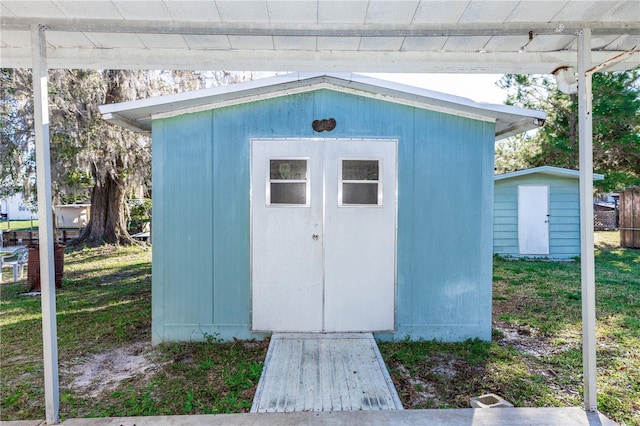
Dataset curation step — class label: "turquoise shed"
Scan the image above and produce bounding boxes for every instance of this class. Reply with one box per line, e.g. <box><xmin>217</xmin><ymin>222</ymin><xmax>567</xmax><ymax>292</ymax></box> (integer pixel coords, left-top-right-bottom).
<box><xmin>101</xmin><ymin>73</ymin><xmax>545</xmax><ymax>343</ymax></box>
<box><xmin>494</xmin><ymin>166</ymin><xmax>604</xmax><ymax>259</ymax></box>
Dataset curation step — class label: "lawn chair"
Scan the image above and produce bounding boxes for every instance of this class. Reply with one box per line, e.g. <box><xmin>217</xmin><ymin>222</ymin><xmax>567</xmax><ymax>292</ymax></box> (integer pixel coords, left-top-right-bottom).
<box><xmin>1</xmin><ymin>246</ymin><xmax>29</xmax><ymax>283</ymax></box>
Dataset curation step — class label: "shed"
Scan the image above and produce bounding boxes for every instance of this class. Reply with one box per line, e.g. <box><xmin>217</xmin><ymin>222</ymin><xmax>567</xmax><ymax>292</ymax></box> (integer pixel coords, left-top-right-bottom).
<box><xmin>494</xmin><ymin>166</ymin><xmax>604</xmax><ymax>259</ymax></box>
<box><xmin>55</xmin><ymin>204</ymin><xmax>91</xmax><ymax>229</ymax></box>
<box><xmin>101</xmin><ymin>73</ymin><xmax>544</xmax><ymax>344</ymax></box>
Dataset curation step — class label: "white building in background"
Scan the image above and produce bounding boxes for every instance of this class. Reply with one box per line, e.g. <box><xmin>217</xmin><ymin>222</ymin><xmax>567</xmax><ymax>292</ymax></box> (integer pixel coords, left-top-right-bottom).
<box><xmin>0</xmin><ymin>193</ymin><xmax>36</xmax><ymax>221</ymax></box>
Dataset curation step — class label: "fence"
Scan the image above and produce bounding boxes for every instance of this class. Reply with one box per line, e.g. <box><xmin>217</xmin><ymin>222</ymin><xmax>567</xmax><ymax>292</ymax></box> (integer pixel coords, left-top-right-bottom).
<box><xmin>594</xmin><ymin>210</ymin><xmax>617</xmax><ymax>231</ymax></box>
<box><xmin>1</xmin><ymin>229</ymin><xmax>81</xmax><ymax>246</ymax></box>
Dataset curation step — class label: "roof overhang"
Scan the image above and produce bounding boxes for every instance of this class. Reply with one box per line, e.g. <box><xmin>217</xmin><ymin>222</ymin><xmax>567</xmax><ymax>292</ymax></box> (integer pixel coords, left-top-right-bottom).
<box><xmin>2</xmin><ymin>1</ymin><xmax>638</xmax><ymax>73</ymax></box>
<box><xmin>99</xmin><ymin>73</ymin><xmax>546</xmax><ymax>140</ymax></box>
<box><xmin>495</xmin><ymin>165</ymin><xmax>605</xmax><ymax>181</ymax></box>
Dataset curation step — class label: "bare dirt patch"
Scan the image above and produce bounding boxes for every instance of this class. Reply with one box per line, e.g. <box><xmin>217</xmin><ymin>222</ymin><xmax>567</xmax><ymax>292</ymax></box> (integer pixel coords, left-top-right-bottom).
<box><xmin>66</xmin><ymin>342</ymin><xmax>159</xmax><ymax>397</ymax></box>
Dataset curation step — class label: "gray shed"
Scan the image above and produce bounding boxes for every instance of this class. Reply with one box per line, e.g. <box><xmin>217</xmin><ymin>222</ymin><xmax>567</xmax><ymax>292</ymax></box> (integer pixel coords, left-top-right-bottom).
<box><xmin>494</xmin><ymin>166</ymin><xmax>604</xmax><ymax>259</ymax></box>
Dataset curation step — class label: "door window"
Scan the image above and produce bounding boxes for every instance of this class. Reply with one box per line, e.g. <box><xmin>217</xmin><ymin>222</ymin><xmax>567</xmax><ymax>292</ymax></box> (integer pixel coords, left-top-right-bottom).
<box><xmin>268</xmin><ymin>159</ymin><xmax>309</xmax><ymax>205</ymax></box>
<box><xmin>340</xmin><ymin>159</ymin><xmax>381</xmax><ymax>206</ymax></box>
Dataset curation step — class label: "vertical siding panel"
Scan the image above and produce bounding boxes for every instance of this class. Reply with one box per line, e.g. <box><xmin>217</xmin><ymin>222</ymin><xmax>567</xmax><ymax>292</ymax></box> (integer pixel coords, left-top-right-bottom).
<box><xmin>154</xmin><ymin>112</ymin><xmax>214</xmax><ymax>338</ymax></box>
<box><xmin>211</xmin><ymin>108</ymin><xmax>250</xmax><ymax>326</ymax></box>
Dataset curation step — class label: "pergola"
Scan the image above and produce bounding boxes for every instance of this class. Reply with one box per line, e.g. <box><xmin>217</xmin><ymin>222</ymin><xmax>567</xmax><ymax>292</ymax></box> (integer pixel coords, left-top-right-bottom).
<box><xmin>1</xmin><ymin>1</ymin><xmax>639</xmax><ymax>424</ymax></box>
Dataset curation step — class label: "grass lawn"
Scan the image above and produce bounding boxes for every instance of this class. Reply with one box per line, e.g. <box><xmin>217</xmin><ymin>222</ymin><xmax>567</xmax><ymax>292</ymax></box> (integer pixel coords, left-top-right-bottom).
<box><xmin>1</xmin><ymin>219</ymin><xmax>39</xmax><ymax>231</ymax></box>
<box><xmin>1</xmin><ymin>232</ymin><xmax>638</xmax><ymax>424</ymax></box>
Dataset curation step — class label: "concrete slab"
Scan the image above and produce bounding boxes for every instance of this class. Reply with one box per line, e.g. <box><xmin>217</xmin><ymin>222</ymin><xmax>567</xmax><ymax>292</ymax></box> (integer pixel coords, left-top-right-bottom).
<box><xmin>3</xmin><ymin>407</ymin><xmax>616</xmax><ymax>426</ymax></box>
<box><xmin>251</xmin><ymin>333</ymin><xmax>402</xmax><ymax>413</ymax></box>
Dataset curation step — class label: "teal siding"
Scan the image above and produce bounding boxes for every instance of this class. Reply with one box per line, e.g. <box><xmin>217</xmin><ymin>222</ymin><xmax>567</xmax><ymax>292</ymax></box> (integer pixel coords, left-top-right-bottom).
<box><xmin>493</xmin><ymin>174</ymin><xmax>582</xmax><ymax>259</ymax></box>
<box><xmin>153</xmin><ymin>89</ymin><xmax>495</xmax><ymax>343</ymax></box>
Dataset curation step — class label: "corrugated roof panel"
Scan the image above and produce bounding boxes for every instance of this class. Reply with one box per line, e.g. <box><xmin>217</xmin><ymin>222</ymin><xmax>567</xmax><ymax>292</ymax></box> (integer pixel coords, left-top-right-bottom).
<box><xmin>217</xmin><ymin>0</ymin><xmax>270</xmax><ymax>23</ymax></box>
<box><xmin>0</xmin><ymin>29</ymin><xmax>30</xmax><ymax>48</ymax></box>
<box><xmin>504</xmin><ymin>1</ymin><xmax>568</xmax><ymax>22</ymax></box>
<box><xmin>443</xmin><ymin>35</ymin><xmax>491</xmax><ymax>51</ymax></box>
<box><xmin>459</xmin><ymin>1</ymin><xmax>520</xmax><ymax>23</ymax></box>
<box><xmin>45</xmin><ymin>31</ymin><xmax>93</xmax><ymax>48</ymax></box>
<box><xmin>114</xmin><ymin>1</ymin><xmax>172</xmax><ymax>21</ymax></box>
<box><xmin>274</xmin><ymin>36</ymin><xmax>317</xmax><ymax>50</ymax></box>
<box><xmin>86</xmin><ymin>33</ymin><xmax>145</xmax><ymax>49</ymax></box>
<box><xmin>600</xmin><ymin>0</ymin><xmax>639</xmax><ymax>21</ymax></box>
<box><xmin>165</xmin><ymin>1</ymin><xmax>222</xmax><ymax>22</ymax></box>
<box><xmin>228</xmin><ymin>35</ymin><xmax>274</xmax><ymax>50</ymax></box>
<box><xmin>604</xmin><ymin>34</ymin><xmax>640</xmax><ymax>50</ymax></box>
<box><xmin>484</xmin><ymin>35</ymin><xmax>530</xmax><ymax>52</ymax></box>
<box><xmin>526</xmin><ymin>34</ymin><xmax>577</xmax><ymax>52</ymax></box>
<box><xmin>138</xmin><ymin>34</ymin><xmax>188</xmax><ymax>49</ymax></box>
<box><xmin>317</xmin><ymin>36</ymin><xmax>361</xmax><ymax>51</ymax></box>
<box><xmin>56</xmin><ymin>1</ymin><xmax>124</xmax><ymax>20</ymax></box>
<box><xmin>2</xmin><ymin>0</ymin><xmax>65</xmax><ymax>18</ymax></box>
<box><xmin>412</xmin><ymin>1</ymin><xmax>468</xmax><ymax>23</ymax></box>
<box><xmin>365</xmin><ymin>1</ymin><xmax>420</xmax><ymax>24</ymax></box>
<box><xmin>318</xmin><ymin>1</ymin><xmax>368</xmax><ymax>24</ymax></box>
<box><xmin>553</xmin><ymin>0</ymin><xmax>625</xmax><ymax>21</ymax></box>
<box><xmin>1</xmin><ymin>3</ymin><xmax>15</xmax><ymax>17</ymax></box>
<box><xmin>401</xmin><ymin>36</ymin><xmax>448</xmax><ymax>51</ymax></box>
<box><xmin>267</xmin><ymin>1</ymin><xmax>318</xmax><ymax>24</ymax></box>
<box><xmin>359</xmin><ymin>37</ymin><xmax>404</xmax><ymax>51</ymax></box>
<box><xmin>183</xmin><ymin>34</ymin><xmax>231</xmax><ymax>50</ymax></box>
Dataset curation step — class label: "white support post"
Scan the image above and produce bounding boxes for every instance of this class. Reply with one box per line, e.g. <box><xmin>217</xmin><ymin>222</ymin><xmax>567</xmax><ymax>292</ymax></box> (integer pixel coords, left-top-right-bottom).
<box><xmin>577</xmin><ymin>28</ymin><xmax>598</xmax><ymax>412</ymax></box>
<box><xmin>31</xmin><ymin>24</ymin><xmax>60</xmax><ymax>424</ymax></box>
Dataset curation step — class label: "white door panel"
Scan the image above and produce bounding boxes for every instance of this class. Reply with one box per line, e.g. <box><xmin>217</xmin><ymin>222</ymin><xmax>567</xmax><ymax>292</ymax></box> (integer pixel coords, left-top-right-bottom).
<box><xmin>324</xmin><ymin>141</ymin><xmax>396</xmax><ymax>331</ymax></box>
<box><xmin>252</xmin><ymin>139</ymin><xmax>397</xmax><ymax>332</ymax></box>
<box><xmin>252</xmin><ymin>140</ymin><xmax>323</xmax><ymax>331</ymax></box>
<box><xmin>518</xmin><ymin>185</ymin><xmax>550</xmax><ymax>255</ymax></box>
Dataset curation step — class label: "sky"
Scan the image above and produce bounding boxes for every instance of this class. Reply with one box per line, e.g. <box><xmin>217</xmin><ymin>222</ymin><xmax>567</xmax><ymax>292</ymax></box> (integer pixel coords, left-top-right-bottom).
<box><xmin>365</xmin><ymin>73</ymin><xmax>509</xmax><ymax>104</ymax></box>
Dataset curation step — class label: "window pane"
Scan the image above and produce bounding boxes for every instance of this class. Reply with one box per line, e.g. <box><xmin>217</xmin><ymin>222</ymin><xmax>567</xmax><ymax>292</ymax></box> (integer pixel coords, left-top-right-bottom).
<box><xmin>343</xmin><ymin>183</ymin><xmax>378</xmax><ymax>205</ymax></box>
<box><xmin>270</xmin><ymin>160</ymin><xmax>307</xmax><ymax>180</ymax></box>
<box><xmin>342</xmin><ymin>160</ymin><xmax>379</xmax><ymax>181</ymax></box>
<box><xmin>271</xmin><ymin>183</ymin><xmax>306</xmax><ymax>204</ymax></box>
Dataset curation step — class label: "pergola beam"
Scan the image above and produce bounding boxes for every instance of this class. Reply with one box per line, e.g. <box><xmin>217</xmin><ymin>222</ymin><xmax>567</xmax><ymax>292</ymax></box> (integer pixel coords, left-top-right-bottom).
<box><xmin>4</xmin><ymin>17</ymin><xmax>640</xmax><ymax>37</ymax></box>
<box><xmin>2</xmin><ymin>48</ymin><xmax>637</xmax><ymax>74</ymax></box>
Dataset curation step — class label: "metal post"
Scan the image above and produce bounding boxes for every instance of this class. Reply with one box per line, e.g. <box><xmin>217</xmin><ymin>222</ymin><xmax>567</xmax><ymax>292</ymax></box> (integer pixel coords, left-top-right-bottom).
<box><xmin>31</xmin><ymin>23</ymin><xmax>60</xmax><ymax>424</ymax></box>
<box><xmin>577</xmin><ymin>28</ymin><xmax>597</xmax><ymax>412</ymax></box>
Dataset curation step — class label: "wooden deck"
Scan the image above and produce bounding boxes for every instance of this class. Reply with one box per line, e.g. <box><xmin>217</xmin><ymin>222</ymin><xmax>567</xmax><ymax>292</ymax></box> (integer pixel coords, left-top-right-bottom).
<box><xmin>251</xmin><ymin>333</ymin><xmax>403</xmax><ymax>413</ymax></box>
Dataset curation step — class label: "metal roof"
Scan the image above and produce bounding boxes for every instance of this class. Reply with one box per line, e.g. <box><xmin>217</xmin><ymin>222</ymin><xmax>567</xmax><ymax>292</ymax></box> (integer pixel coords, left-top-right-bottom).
<box><xmin>2</xmin><ymin>1</ymin><xmax>638</xmax><ymax>73</ymax></box>
<box><xmin>495</xmin><ymin>165</ymin><xmax>605</xmax><ymax>180</ymax></box>
<box><xmin>99</xmin><ymin>72</ymin><xmax>546</xmax><ymax>139</ymax></box>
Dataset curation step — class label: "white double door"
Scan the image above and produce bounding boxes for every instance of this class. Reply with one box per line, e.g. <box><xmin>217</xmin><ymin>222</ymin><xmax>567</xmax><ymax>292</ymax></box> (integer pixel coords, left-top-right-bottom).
<box><xmin>252</xmin><ymin>139</ymin><xmax>396</xmax><ymax>332</ymax></box>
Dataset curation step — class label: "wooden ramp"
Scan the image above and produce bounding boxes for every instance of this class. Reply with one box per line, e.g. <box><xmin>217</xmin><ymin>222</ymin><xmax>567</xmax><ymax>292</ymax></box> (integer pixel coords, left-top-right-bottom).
<box><xmin>251</xmin><ymin>333</ymin><xmax>403</xmax><ymax>413</ymax></box>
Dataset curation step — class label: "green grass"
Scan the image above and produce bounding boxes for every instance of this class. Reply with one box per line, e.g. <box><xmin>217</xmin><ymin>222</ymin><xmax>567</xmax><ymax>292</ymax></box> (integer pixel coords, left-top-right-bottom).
<box><xmin>379</xmin><ymin>231</ymin><xmax>639</xmax><ymax>425</ymax></box>
<box><xmin>0</xmin><ymin>244</ymin><xmax>267</xmax><ymax>420</ymax></box>
<box><xmin>1</xmin><ymin>232</ymin><xmax>638</xmax><ymax>424</ymax></box>
<box><xmin>1</xmin><ymin>219</ymin><xmax>39</xmax><ymax>231</ymax></box>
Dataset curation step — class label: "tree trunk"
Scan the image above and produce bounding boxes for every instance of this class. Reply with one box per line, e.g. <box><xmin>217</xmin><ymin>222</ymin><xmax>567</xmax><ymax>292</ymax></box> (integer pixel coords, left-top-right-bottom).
<box><xmin>73</xmin><ymin>165</ymin><xmax>134</xmax><ymax>246</ymax></box>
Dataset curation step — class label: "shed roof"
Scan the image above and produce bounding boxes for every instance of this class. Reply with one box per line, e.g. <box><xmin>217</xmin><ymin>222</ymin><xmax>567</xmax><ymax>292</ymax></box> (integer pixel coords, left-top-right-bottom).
<box><xmin>1</xmin><ymin>1</ymin><xmax>638</xmax><ymax>73</ymax></box>
<box><xmin>99</xmin><ymin>72</ymin><xmax>545</xmax><ymax>140</ymax></box>
<box><xmin>495</xmin><ymin>166</ymin><xmax>605</xmax><ymax>181</ymax></box>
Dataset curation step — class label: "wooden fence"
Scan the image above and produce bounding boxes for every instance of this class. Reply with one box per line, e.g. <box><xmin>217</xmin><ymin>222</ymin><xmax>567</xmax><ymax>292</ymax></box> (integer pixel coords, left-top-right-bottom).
<box><xmin>1</xmin><ymin>229</ymin><xmax>81</xmax><ymax>246</ymax></box>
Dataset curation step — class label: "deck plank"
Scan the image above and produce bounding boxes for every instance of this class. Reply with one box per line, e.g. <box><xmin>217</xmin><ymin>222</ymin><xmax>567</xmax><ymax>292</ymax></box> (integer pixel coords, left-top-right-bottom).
<box><xmin>251</xmin><ymin>333</ymin><xmax>403</xmax><ymax>413</ymax></box>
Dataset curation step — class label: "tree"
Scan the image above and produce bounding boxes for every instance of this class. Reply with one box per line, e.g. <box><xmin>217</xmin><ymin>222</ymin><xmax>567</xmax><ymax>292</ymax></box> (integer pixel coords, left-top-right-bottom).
<box><xmin>497</xmin><ymin>69</ymin><xmax>640</xmax><ymax>192</ymax></box>
<box><xmin>2</xmin><ymin>69</ymin><xmax>256</xmax><ymax>245</ymax></box>
<box><xmin>1</xmin><ymin>69</ymin><xmax>36</xmax><ymax>201</ymax></box>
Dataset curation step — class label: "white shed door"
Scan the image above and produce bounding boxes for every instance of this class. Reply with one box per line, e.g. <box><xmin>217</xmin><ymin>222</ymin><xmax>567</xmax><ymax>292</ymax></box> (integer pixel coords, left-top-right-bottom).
<box><xmin>518</xmin><ymin>185</ymin><xmax>550</xmax><ymax>255</ymax></box>
<box><xmin>251</xmin><ymin>139</ymin><xmax>396</xmax><ymax>332</ymax></box>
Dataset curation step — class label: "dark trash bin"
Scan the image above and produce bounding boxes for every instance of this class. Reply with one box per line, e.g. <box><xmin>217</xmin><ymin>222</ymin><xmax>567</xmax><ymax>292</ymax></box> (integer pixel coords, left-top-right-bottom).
<box><xmin>27</xmin><ymin>243</ymin><xmax>65</xmax><ymax>291</ymax></box>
